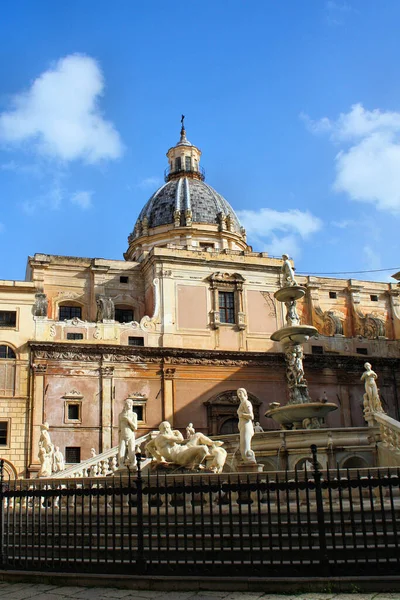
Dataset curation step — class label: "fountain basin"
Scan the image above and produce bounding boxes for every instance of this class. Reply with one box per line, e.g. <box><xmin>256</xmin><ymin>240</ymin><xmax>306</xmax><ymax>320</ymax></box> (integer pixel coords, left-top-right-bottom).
<box><xmin>274</xmin><ymin>286</ymin><xmax>306</xmax><ymax>302</ymax></box>
<box><xmin>265</xmin><ymin>402</ymin><xmax>338</xmax><ymax>430</ymax></box>
<box><xmin>271</xmin><ymin>324</ymin><xmax>318</xmax><ymax>344</ymax></box>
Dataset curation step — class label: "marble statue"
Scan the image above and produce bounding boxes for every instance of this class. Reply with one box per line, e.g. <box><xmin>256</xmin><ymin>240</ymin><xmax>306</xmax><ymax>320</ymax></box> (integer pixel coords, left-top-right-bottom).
<box><xmin>33</xmin><ymin>292</ymin><xmax>48</xmax><ymax>317</ymax></box>
<box><xmin>281</xmin><ymin>254</ymin><xmax>298</xmax><ymax>287</ymax></box>
<box><xmin>285</xmin><ymin>344</ymin><xmax>305</xmax><ymax>387</ymax></box>
<box><xmin>285</xmin><ymin>299</ymin><xmax>300</xmax><ymax>327</ymax></box>
<box><xmin>146</xmin><ymin>421</ymin><xmax>226</xmax><ymax>471</ymax></box>
<box><xmin>237</xmin><ymin>388</ymin><xmax>256</xmax><ymax>463</ymax></box>
<box><xmin>38</xmin><ymin>422</ymin><xmax>54</xmax><ymax>477</ymax></box>
<box><xmin>208</xmin><ymin>445</ymin><xmax>227</xmax><ymax>474</ymax></box>
<box><xmin>90</xmin><ymin>448</ymin><xmax>97</xmax><ymax>458</ymax></box>
<box><xmin>254</xmin><ymin>422</ymin><xmax>264</xmax><ymax>433</ymax></box>
<box><xmin>118</xmin><ymin>398</ymin><xmax>138</xmax><ymax>469</ymax></box>
<box><xmin>186</xmin><ymin>422</ymin><xmax>195</xmax><ymax>439</ymax></box>
<box><xmin>53</xmin><ymin>446</ymin><xmax>65</xmax><ymax>473</ymax></box>
<box><xmin>361</xmin><ymin>362</ymin><xmax>383</xmax><ymax>414</ymax></box>
<box><xmin>38</xmin><ymin>446</ymin><xmax>53</xmax><ymax>478</ymax></box>
<box><xmin>96</xmin><ymin>296</ymin><xmax>115</xmax><ymax>322</ymax></box>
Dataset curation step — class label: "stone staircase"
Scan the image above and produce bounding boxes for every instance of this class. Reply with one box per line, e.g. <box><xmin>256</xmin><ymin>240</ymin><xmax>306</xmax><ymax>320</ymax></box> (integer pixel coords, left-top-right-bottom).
<box><xmin>51</xmin><ymin>433</ymin><xmax>152</xmax><ymax>478</ymax></box>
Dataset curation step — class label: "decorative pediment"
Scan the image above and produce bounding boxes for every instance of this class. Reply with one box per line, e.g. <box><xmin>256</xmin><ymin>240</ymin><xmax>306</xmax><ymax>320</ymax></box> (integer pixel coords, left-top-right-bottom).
<box><xmin>127</xmin><ymin>392</ymin><xmax>147</xmax><ymax>400</ymax></box>
<box><xmin>63</xmin><ymin>389</ymin><xmax>83</xmax><ymax>400</ymax></box>
<box><xmin>204</xmin><ymin>390</ymin><xmax>261</xmax><ymax>407</ymax></box>
<box><xmin>207</xmin><ymin>272</ymin><xmax>246</xmax><ymax>288</ymax></box>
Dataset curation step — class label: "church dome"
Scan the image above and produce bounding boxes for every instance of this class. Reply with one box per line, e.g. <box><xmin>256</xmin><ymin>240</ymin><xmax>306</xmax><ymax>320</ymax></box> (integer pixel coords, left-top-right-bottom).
<box><xmin>125</xmin><ymin>118</ymin><xmax>247</xmax><ymax>260</ymax></box>
<box><xmin>135</xmin><ymin>178</ymin><xmax>242</xmax><ymax>232</ymax></box>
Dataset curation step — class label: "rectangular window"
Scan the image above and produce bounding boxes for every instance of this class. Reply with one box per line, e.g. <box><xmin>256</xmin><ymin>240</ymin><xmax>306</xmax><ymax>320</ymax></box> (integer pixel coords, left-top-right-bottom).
<box><xmin>0</xmin><ymin>422</ymin><xmax>8</xmax><ymax>445</ymax></box>
<box><xmin>370</xmin><ymin>294</ymin><xmax>378</xmax><ymax>302</ymax></box>
<box><xmin>311</xmin><ymin>346</ymin><xmax>324</xmax><ymax>355</ymax></box>
<box><xmin>175</xmin><ymin>157</ymin><xmax>182</xmax><ymax>171</ymax></box>
<box><xmin>132</xmin><ymin>405</ymin><xmax>144</xmax><ymax>421</ymax></box>
<box><xmin>120</xmin><ymin>276</ymin><xmax>129</xmax><ymax>284</ymax></box>
<box><xmin>356</xmin><ymin>347</ymin><xmax>368</xmax><ymax>355</ymax></box>
<box><xmin>66</xmin><ymin>332</ymin><xmax>84</xmax><ymax>340</ymax></box>
<box><xmin>0</xmin><ymin>311</ymin><xmax>17</xmax><ymax>328</ymax></box>
<box><xmin>128</xmin><ymin>336</ymin><xmax>144</xmax><ymax>346</ymax></box>
<box><xmin>185</xmin><ymin>156</ymin><xmax>191</xmax><ymax>170</ymax></box>
<box><xmin>59</xmin><ymin>306</ymin><xmax>82</xmax><ymax>321</ymax></box>
<box><xmin>219</xmin><ymin>291</ymin><xmax>235</xmax><ymax>324</ymax></box>
<box><xmin>67</xmin><ymin>404</ymin><xmax>80</xmax><ymax>420</ymax></box>
<box><xmin>65</xmin><ymin>447</ymin><xmax>81</xmax><ymax>463</ymax></box>
<box><xmin>115</xmin><ymin>308</ymin><xmax>134</xmax><ymax>323</ymax></box>
<box><xmin>329</xmin><ymin>291</ymin><xmax>337</xmax><ymax>299</ymax></box>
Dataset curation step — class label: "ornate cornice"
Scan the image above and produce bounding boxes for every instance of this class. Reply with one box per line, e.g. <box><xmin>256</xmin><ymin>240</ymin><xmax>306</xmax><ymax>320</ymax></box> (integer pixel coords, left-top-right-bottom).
<box><xmin>29</xmin><ymin>341</ymin><xmax>400</xmax><ymax>370</ymax></box>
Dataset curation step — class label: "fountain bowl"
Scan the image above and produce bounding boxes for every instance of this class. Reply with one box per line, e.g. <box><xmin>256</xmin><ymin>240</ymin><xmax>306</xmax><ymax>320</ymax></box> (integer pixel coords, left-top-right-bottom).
<box><xmin>265</xmin><ymin>401</ymin><xmax>338</xmax><ymax>429</ymax></box>
<box><xmin>274</xmin><ymin>286</ymin><xmax>306</xmax><ymax>302</ymax></box>
<box><xmin>270</xmin><ymin>324</ymin><xmax>318</xmax><ymax>344</ymax></box>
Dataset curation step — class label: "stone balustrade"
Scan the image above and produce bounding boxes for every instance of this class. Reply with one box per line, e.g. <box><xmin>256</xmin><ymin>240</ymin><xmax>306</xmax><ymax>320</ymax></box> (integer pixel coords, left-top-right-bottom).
<box><xmin>374</xmin><ymin>412</ymin><xmax>400</xmax><ymax>451</ymax></box>
<box><xmin>51</xmin><ymin>433</ymin><xmax>151</xmax><ymax>479</ymax></box>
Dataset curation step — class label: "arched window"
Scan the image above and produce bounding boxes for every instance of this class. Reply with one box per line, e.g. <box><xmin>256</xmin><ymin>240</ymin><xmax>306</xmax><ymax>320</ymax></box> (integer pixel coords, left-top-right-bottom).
<box><xmin>0</xmin><ymin>345</ymin><xmax>16</xmax><ymax>396</ymax></box>
<box><xmin>58</xmin><ymin>303</ymin><xmax>82</xmax><ymax>321</ymax></box>
<box><xmin>115</xmin><ymin>305</ymin><xmax>134</xmax><ymax>324</ymax></box>
<box><xmin>341</xmin><ymin>456</ymin><xmax>369</xmax><ymax>470</ymax></box>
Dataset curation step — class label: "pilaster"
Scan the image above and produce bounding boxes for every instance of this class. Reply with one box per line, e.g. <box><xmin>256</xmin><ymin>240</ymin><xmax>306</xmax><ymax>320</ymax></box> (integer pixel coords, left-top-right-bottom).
<box><xmin>100</xmin><ymin>365</ymin><xmax>114</xmax><ymax>452</ymax></box>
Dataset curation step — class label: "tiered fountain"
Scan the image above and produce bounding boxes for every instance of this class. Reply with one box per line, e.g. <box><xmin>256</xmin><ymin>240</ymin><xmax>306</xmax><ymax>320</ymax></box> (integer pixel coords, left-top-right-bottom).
<box><xmin>265</xmin><ymin>254</ymin><xmax>338</xmax><ymax>430</ymax></box>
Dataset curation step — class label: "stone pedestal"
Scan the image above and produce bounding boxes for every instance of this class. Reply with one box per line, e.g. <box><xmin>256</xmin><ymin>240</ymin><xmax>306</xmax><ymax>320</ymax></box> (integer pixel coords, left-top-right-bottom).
<box><xmin>236</xmin><ymin>461</ymin><xmax>264</xmax><ymax>473</ymax></box>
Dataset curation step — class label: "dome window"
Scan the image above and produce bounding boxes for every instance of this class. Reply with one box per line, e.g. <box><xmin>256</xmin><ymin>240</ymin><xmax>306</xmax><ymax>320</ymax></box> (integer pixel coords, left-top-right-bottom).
<box><xmin>175</xmin><ymin>157</ymin><xmax>182</xmax><ymax>171</ymax></box>
<box><xmin>185</xmin><ymin>156</ymin><xmax>191</xmax><ymax>171</ymax></box>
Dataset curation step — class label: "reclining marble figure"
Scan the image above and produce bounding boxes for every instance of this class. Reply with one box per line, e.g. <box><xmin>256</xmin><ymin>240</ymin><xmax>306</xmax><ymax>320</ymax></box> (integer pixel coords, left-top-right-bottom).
<box><xmin>146</xmin><ymin>421</ymin><xmax>227</xmax><ymax>472</ymax></box>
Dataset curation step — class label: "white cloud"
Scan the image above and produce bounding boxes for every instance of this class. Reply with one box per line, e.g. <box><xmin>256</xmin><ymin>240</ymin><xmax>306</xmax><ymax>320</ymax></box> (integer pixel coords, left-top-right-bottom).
<box><xmin>331</xmin><ymin>219</ymin><xmax>355</xmax><ymax>229</ymax></box>
<box><xmin>137</xmin><ymin>176</ymin><xmax>162</xmax><ymax>190</ymax></box>
<box><xmin>70</xmin><ymin>190</ymin><xmax>93</xmax><ymax>210</ymax></box>
<box><xmin>363</xmin><ymin>245</ymin><xmax>381</xmax><ymax>270</ymax></box>
<box><xmin>21</xmin><ymin>180</ymin><xmax>64</xmax><ymax>214</ymax></box>
<box><xmin>237</xmin><ymin>208</ymin><xmax>322</xmax><ymax>258</ymax></box>
<box><xmin>0</xmin><ymin>54</ymin><xmax>123</xmax><ymax>164</ymax></box>
<box><xmin>304</xmin><ymin>103</ymin><xmax>400</xmax><ymax>213</ymax></box>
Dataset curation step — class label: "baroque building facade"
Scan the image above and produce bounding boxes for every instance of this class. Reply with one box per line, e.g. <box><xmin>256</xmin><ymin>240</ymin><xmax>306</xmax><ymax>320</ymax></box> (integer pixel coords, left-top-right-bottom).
<box><xmin>1</xmin><ymin>123</ymin><xmax>400</xmax><ymax>477</ymax></box>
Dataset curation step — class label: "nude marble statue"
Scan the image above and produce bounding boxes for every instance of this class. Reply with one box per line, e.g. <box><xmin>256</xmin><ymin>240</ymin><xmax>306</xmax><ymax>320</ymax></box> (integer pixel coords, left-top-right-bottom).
<box><xmin>237</xmin><ymin>388</ymin><xmax>256</xmax><ymax>463</ymax></box>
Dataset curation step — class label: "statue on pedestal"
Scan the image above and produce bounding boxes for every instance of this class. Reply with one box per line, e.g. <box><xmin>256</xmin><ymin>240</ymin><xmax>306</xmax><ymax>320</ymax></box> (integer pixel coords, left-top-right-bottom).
<box><xmin>33</xmin><ymin>293</ymin><xmax>48</xmax><ymax>317</ymax></box>
<box><xmin>281</xmin><ymin>254</ymin><xmax>298</xmax><ymax>287</ymax></box>
<box><xmin>38</xmin><ymin>422</ymin><xmax>54</xmax><ymax>477</ymax></box>
<box><xmin>96</xmin><ymin>296</ymin><xmax>115</xmax><ymax>322</ymax></box>
<box><xmin>254</xmin><ymin>422</ymin><xmax>264</xmax><ymax>433</ymax></box>
<box><xmin>237</xmin><ymin>388</ymin><xmax>256</xmax><ymax>463</ymax></box>
<box><xmin>118</xmin><ymin>398</ymin><xmax>138</xmax><ymax>469</ymax></box>
<box><xmin>361</xmin><ymin>362</ymin><xmax>383</xmax><ymax>415</ymax></box>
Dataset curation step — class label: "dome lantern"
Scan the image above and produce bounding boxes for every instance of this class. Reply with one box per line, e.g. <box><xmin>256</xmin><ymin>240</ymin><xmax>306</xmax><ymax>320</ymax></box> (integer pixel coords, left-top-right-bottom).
<box><xmin>165</xmin><ymin>116</ymin><xmax>204</xmax><ymax>182</ymax></box>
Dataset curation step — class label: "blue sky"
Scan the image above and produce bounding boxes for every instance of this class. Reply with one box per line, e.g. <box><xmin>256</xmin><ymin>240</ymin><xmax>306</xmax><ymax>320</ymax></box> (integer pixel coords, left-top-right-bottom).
<box><xmin>1</xmin><ymin>0</ymin><xmax>400</xmax><ymax>282</ymax></box>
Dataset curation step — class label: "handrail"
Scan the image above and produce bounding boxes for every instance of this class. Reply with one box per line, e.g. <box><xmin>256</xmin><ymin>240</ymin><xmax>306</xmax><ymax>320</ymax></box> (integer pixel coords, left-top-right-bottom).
<box><xmin>373</xmin><ymin>412</ymin><xmax>400</xmax><ymax>452</ymax></box>
<box><xmin>52</xmin><ymin>433</ymin><xmax>151</xmax><ymax>479</ymax></box>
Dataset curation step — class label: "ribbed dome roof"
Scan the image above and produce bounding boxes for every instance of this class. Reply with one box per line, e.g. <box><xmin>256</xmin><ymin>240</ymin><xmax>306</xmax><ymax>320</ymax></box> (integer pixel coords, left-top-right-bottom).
<box><xmin>135</xmin><ymin>177</ymin><xmax>242</xmax><ymax>232</ymax></box>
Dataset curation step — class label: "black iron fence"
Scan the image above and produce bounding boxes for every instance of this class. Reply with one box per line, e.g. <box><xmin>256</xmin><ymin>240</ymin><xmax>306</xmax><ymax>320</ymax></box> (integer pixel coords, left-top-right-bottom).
<box><xmin>0</xmin><ymin>445</ymin><xmax>399</xmax><ymax>577</ymax></box>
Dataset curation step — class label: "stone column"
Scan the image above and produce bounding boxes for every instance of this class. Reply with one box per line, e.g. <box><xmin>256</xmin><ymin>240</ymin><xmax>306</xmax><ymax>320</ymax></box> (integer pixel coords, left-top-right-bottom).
<box><xmin>100</xmin><ymin>365</ymin><xmax>114</xmax><ymax>452</ymax></box>
<box><xmin>29</xmin><ymin>363</ymin><xmax>47</xmax><ymax>474</ymax></box>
